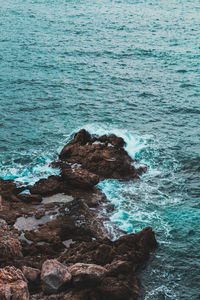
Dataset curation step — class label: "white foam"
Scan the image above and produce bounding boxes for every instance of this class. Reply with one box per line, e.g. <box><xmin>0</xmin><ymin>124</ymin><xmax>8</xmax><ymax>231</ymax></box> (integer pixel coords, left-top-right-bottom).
<box><xmin>82</xmin><ymin>123</ymin><xmax>149</xmax><ymax>160</ymax></box>
<box><xmin>1</xmin><ymin>158</ymin><xmax>60</xmax><ymax>186</ymax></box>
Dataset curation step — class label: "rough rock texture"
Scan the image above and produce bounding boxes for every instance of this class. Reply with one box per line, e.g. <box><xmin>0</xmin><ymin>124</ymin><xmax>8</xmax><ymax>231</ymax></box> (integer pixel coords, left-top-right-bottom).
<box><xmin>68</xmin><ymin>263</ymin><xmax>107</xmax><ymax>287</ymax></box>
<box><xmin>0</xmin><ymin>131</ymin><xmax>157</xmax><ymax>299</ymax></box>
<box><xmin>58</xmin><ymin>129</ymin><xmax>146</xmax><ymax>180</ymax></box>
<box><xmin>0</xmin><ymin>266</ymin><xmax>29</xmax><ymax>300</ymax></box>
<box><xmin>61</xmin><ymin>165</ymin><xmax>99</xmax><ymax>190</ymax></box>
<box><xmin>56</xmin><ymin>227</ymin><xmax>157</xmax><ymax>300</ymax></box>
<box><xmin>41</xmin><ymin>259</ymin><xmax>71</xmax><ymax>294</ymax></box>
<box><xmin>0</xmin><ymin>219</ymin><xmax>22</xmax><ymax>261</ymax></box>
<box><xmin>24</xmin><ymin>199</ymin><xmax>109</xmax><ymax>247</ymax></box>
<box><xmin>59</xmin><ymin>227</ymin><xmax>157</xmax><ymax>266</ymax></box>
<box><xmin>29</xmin><ymin>176</ymin><xmax>63</xmax><ymax>197</ymax></box>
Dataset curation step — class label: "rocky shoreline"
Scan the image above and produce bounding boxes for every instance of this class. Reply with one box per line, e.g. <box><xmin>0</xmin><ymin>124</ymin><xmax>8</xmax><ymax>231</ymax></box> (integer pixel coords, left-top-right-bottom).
<box><xmin>0</xmin><ymin>129</ymin><xmax>157</xmax><ymax>299</ymax></box>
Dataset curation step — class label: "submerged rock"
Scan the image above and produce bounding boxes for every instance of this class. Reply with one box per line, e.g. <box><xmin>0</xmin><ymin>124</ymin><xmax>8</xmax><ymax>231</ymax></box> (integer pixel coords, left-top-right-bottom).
<box><xmin>0</xmin><ymin>266</ymin><xmax>29</xmax><ymax>300</ymax></box>
<box><xmin>41</xmin><ymin>259</ymin><xmax>71</xmax><ymax>294</ymax></box>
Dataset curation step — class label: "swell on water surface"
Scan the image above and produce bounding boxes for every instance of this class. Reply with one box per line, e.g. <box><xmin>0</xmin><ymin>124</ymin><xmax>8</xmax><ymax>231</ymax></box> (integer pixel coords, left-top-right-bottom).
<box><xmin>0</xmin><ymin>0</ymin><xmax>200</xmax><ymax>298</ymax></box>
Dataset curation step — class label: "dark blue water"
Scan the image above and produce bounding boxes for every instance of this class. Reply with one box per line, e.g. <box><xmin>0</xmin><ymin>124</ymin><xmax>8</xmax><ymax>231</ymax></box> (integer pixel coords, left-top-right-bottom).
<box><xmin>0</xmin><ymin>0</ymin><xmax>200</xmax><ymax>298</ymax></box>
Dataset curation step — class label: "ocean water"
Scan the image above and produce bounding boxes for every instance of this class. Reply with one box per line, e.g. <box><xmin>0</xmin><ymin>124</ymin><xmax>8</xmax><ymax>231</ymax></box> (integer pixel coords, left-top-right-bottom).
<box><xmin>0</xmin><ymin>0</ymin><xmax>200</xmax><ymax>298</ymax></box>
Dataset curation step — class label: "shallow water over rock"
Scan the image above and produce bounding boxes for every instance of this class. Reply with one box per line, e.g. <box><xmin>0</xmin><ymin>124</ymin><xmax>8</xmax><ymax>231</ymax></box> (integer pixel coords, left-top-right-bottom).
<box><xmin>42</xmin><ymin>194</ymin><xmax>73</xmax><ymax>204</ymax></box>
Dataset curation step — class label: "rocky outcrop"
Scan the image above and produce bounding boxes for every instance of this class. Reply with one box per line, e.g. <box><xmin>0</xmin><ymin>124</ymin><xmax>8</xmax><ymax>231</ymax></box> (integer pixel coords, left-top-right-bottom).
<box><xmin>59</xmin><ymin>227</ymin><xmax>157</xmax><ymax>266</ymax></box>
<box><xmin>0</xmin><ymin>130</ymin><xmax>157</xmax><ymax>299</ymax></box>
<box><xmin>0</xmin><ymin>266</ymin><xmax>29</xmax><ymax>300</ymax></box>
<box><xmin>41</xmin><ymin>259</ymin><xmax>71</xmax><ymax>294</ymax></box>
<box><xmin>29</xmin><ymin>129</ymin><xmax>146</xmax><ymax>198</ymax></box>
<box><xmin>58</xmin><ymin>129</ymin><xmax>146</xmax><ymax>180</ymax></box>
<box><xmin>30</xmin><ymin>227</ymin><xmax>156</xmax><ymax>299</ymax></box>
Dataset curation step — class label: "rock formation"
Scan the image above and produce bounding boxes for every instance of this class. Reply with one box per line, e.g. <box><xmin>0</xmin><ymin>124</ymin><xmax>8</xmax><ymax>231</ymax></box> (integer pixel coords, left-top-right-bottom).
<box><xmin>0</xmin><ymin>130</ymin><xmax>156</xmax><ymax>299</ymax></box>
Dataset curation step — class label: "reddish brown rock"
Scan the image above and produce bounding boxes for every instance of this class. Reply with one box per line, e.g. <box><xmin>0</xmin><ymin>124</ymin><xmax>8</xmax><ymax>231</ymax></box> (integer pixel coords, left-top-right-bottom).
<box><xmin>29</xmin><ymin>176</ymin><xmax>63</xmax><ymax>196</ymax></box>
<box><xmin>68</xmin><ymin>263</ymin><xmax>107</xmax><ymax>287</ymax></box>
<box><xmin>58</xmin><ymin>129</ymin><xmax>145</xmax><ymax>180</ymax></box>
<box><xmin>0</xmin><ymin>219</ymin><xmax>22</xmax><ymax>261</ymax></box>
<box><xmin>0</xmin><ymin>266</ymin><xmax>29</xmax><ymax>300</ymax></box>
<box><xmin>61</xmin><ymin>165</ymin><xmax>99</xmax><ymax>190</ymax></box>
<box><xmin>59</xmin><ymin>227</ymin><xmax>157</xmax><ymax>267</ymax></box>
<box><xmin>41</xmin><ymin>259</ymin><xmax>71</xmax><ymax>294</ymax></box>
<box><xmin>18</xmin><ymin>193</ymin><xmax>42</xmax><ymax>203</ymax></box>
<box><xmin>0</xmin><ymin>177</ymin><xmax>24</xmax><ymax>201</ymax></box>
<box><xmin>22</xmin><ymin>266</ymin><xmax>40</xmax><ymax>282</ymax></box>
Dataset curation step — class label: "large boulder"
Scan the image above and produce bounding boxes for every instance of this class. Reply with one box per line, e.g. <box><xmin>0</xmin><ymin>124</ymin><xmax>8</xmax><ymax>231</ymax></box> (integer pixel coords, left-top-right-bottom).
<box><xmin>58</xmin><ymin>129</ymin><xmax>146</xmax><ymax>180</ymax></box>
<box><xmin>58</xmin><ymin>227</ymin><xmax>156</xmax><ymax>299</ymax></box>
<box><xmin>41</xmin><ymin>259</ymin><xmax>71</xmax><ymax>294</ymax></box>
<box><xmin>0</xmin><ymin>219</ymin><xmax>22</xmax><ymax>261</ymax></box>
<box><xmin>0</xmin><ymin>266</ymin><xmax>29</xmax><ymax>300</ymax></box>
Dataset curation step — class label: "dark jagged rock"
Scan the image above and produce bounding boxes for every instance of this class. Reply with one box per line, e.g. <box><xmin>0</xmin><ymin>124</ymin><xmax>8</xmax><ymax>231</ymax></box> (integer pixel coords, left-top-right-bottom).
<box><xmin>0</xmin><ymin>177</ymin><xmax>24</xmax><ymax>202</ymax></box>
<box><xmin>61</xmin><ymin>165</ymin><xmax>99</xmax><ymax>190</ymax></box>
<box><xmin>59</xmin><ymin>227</ymin><xmax>156</xmax><ymax>267</ymax></box>
<box><xmin>18</xmin><ymin>193</ymin><xmax>42</xmax><ymax>203</ymax></box>
<box><xmin>29</xmin><ymin>176</ymin><xmax>63</xmax><ymax>196</ymax></box>
<box><xmin>58</xmin><ymin>129</ymin><xmax>146</xmax><ymax>180</ymax></box>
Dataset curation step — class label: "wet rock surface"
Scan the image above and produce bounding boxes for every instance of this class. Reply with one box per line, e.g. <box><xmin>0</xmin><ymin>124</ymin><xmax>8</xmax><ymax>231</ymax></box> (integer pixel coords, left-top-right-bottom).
<box><xmin>0</xmin><ymin>130</ymin><xmax>156</xmax><ymax>299</ymax></box>
<box><xmin>58</xmin><ymin>129</ymin><xmax>146</xmax><ymax>180</ymax></box>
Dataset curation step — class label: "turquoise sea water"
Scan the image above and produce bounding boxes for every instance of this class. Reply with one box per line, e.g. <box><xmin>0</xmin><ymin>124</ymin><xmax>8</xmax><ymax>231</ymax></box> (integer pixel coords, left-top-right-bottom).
<box><xmin>0</xmin><ymin>0</ymin><xmax>200</xmax><ymax>298</ymax></box>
